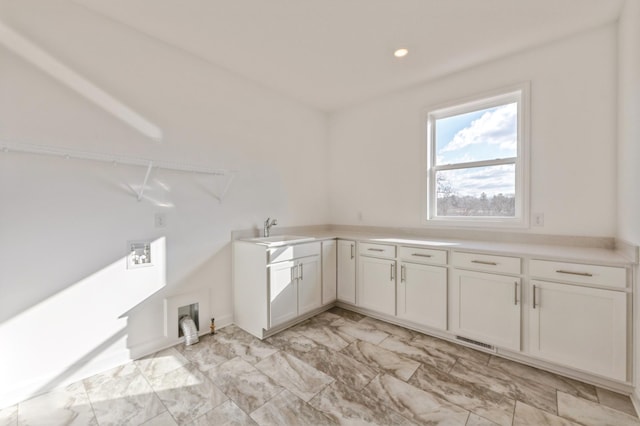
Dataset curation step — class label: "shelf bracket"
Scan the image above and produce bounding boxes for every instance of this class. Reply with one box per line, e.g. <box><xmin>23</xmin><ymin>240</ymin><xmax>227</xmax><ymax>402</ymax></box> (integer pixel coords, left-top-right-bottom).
<box><xmin>137</xmin><ymin>161</ymin><xmax>153</xmax><ymax>202</ymax></box>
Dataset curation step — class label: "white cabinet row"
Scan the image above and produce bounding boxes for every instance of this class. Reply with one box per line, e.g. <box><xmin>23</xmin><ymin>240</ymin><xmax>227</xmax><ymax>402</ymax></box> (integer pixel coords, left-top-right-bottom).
<box><xmin>234</xmin><ymin>237</ymin><xmax>629</xmax><ymax>382</ymax></box>
<box><xmin>336</xmin><ymin>240</ymin><xmax>629</xmax><ymax>382</ymax></box>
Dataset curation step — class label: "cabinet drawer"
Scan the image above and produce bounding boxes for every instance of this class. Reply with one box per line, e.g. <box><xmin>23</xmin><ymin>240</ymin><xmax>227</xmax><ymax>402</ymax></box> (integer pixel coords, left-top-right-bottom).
<box><xmin>268</xmin><ymin>242</ymin><xmax>321</xmax><ymax>264</ymax></box>
<box><xmin>452</xmin><ymin>251</ymin><xmax>521</xmax><ymax>275</ymax></box>
<box><xmin>530</xmin><ymin>260</ymin><xmax>626</xmax><ymax>289</ymax></box>
<box><xmin>359</xmin><ymin>242</ymin><xmax>396</xmax><ymax>258</ymax></box>
<box><xmin>398</xmin><ymin>246</ymin><xmax>447</xmax><ymax>265</ymax></box>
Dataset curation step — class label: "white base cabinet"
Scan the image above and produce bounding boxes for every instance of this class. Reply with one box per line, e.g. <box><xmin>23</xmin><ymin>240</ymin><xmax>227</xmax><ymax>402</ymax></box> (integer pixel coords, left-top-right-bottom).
<box><xmin>398</xmin><ymin>262</ymin><xmax>447</xmax><ymax>330</ymax></box>
<box><xmin>322</xmin><ymin>240</ymin><xmax>337</xmax><ymax>305</ymax></box>
<box><xmin>450</xmin><ymin>269</ymin><xmax>521</xmax><ymax>351</ymax></box>
<box><xmin>337</xmin><ymin>240</ymin><xmax>356</xmax><ymax>304</ymax></box>
<box><xmin>358</xmin><ymin>256</ymin><xmax>396</xmax><ymax>316</ymax></box>
<box><xmin>529</xmin><ymin>280</ymin><xmax>627</xmax><ymax>381</ymax></box>
<box><xmin>234</xmin><ymin>240</ymin><xmax>322</xmax><ymax>338</ymax></box>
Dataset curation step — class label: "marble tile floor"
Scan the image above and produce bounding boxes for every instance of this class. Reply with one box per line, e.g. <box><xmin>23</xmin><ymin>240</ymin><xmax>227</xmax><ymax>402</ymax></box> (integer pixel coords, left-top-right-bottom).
<box><xmin>2</xmin><ymin>307</ymin><xmax>639</xmax><ymax>426</ymax></box>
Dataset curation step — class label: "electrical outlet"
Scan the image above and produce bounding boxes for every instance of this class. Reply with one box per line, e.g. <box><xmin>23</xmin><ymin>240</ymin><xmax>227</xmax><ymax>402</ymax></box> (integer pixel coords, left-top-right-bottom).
<box><xmin>154</xmin><ymin>213</ymin><xmax>166</xmax><ymax>228</ymax></box>
<box><xmin>533</xmin><ymin>213</ymin><xmax>544</xmax><ymax>227</ymax></box>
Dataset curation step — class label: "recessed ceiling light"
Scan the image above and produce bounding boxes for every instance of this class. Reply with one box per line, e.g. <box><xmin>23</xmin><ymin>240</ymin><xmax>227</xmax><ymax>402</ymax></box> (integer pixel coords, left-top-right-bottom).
<box><xmin>394</xmin><ymin>48</ymin><xmax>409</xmax><ymax>58</ymax></box>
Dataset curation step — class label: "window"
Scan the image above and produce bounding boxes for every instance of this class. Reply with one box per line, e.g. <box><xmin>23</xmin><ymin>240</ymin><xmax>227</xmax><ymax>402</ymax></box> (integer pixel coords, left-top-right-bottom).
<box><xmin>425</xmin><ymin>85</ymin><xmax>529</xmax><ymax>227</ymax></box>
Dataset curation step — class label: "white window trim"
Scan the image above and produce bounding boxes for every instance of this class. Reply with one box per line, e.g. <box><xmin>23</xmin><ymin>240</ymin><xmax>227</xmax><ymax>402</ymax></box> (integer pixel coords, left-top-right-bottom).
<box><xmin>421</xmin><ymin>83</ymin><xmax>530</xmax><ymax>229</ymax></box>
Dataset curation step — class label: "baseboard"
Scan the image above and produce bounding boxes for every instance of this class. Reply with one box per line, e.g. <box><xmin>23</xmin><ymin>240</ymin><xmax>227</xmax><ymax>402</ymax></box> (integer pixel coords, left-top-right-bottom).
<box><xmin>632</xmin><ymin>389</ymin><xmax>640</xmax><ymax>417</ymax></box>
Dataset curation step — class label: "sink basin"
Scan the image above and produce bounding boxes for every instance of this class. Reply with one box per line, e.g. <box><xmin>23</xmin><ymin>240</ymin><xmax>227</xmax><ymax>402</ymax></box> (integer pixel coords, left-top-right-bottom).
<box><xmin>243</xmin><ymin>235</ymin><xmax>316</xmax><ymax>246</ymax></box>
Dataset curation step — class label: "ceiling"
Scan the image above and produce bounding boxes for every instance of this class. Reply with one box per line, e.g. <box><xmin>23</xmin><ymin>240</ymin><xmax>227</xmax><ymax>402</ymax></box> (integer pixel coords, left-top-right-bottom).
<box><xmin>3</xmin><ymin>0</ymin><xmax>627</xmax><ymax>111</ymax></box>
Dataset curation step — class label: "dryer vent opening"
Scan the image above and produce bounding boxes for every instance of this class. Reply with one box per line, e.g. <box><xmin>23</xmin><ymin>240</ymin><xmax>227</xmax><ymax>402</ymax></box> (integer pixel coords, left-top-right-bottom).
<box><xmin>178</xmin><ymin>303</ymin><xmax>199</xmax><ymax>337</ymax></box>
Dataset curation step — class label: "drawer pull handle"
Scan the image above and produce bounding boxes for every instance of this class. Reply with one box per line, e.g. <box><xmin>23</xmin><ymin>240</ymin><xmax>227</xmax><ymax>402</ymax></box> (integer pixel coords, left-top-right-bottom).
<box><xmin>533</xmin><ymin>285</ymin><xmax>537</xmax><ymax>309</ymax></box>
<box><xmin>471</xmin><ymin>260</ymin><xmax>498</xmax><ymax>266</ymax></box>
<box><xmin>390</xmin><ymin>264</ymin><xmax>395</xmax><ymax>281</ymax></box>
<box><xmin>556</xmin><ymin>270</ymin><xmax>593</xmax><ymax>277</ymax></box>
<box><xmin>350</xmin><ymin>244</ymin><xmax>354</xmax><ymax>259</ymax></box>
<box><xmin>300</xmin><ymin>263</ymin><xmax>303</xmax><ymax>280</ymax></box>
<box><xmin>514</xmin><ymin>282</ymin><xmax>518</xmax><ymax>305</ymax></box>
<box><xmin>412</xmin><ymin>253</ymin><xmax>432</xmax><ymax>258</ymax></box>
<box><xmin>401</xmin><ymin>265</ymin><xmax>406</xmax><ymax>282</ymax></box>
<box><xmin>368</xmin><ymin>248</ymin><xmax>385</xmax><ymax>252</ymax></box>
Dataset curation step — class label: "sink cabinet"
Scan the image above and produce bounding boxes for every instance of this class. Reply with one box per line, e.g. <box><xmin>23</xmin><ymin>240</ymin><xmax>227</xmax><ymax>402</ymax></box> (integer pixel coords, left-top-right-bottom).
<box><xmin>233</xmin><ymin>240</ymin><xmax>321</xmax><ymax>338</ymax></box>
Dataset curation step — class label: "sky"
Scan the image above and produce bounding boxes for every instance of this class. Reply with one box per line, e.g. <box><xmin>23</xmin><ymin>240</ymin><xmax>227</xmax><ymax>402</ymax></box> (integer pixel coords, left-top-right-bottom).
<box><xmin>435</xmin><ymin>103</ymin><xmax>517</xmax><ymax>197</ymax></box>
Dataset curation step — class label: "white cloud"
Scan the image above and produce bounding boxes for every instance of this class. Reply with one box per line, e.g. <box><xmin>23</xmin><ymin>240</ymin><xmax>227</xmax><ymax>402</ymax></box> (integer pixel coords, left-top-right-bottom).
<box><xmin>440</xmin><ymin>103</ymin><xmax>516</xmax><ymax>153</ymax></box>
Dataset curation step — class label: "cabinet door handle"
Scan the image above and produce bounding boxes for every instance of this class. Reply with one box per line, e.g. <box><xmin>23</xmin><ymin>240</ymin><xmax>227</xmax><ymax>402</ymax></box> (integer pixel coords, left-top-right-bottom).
<box><xmin>350</xmin><ymin>244</ymin><xmax>354</xmax><ymax>259</ymax></box>
<box><xmin>412</xmin><ymin>253</ymin><xmax>432</xmax><ymax>258</ymax></box>
<box><xmin>401</xmin><ymin>265</ymin><xmax>406</xmax><ymax>282</ymax></box>
<box><xmin>471</xmin><ymin>260</ymin><xmax>498</xmax><ymax>266</ymax></box>
<box><xmin>532</xmin><ymin>285</ymin><xmax>537</xmax><ymax>309</ymax></box>
<box><xmin>368</xmin><ymin>248</ymin><xmax>384</xmax><ymax>252</ymax></box>
<box><xmin>390</xmin><ymin>264</ymin><xmax>395</xmax><ymax>281</ymax></box>
<box><xmin>514</xmin><ymin>282</ymin><xmax>518</xmax><ymax>305</ymax></box>
<box><xmin>556</xmin><ymin>270</ymin><xmax>593</xmax><ymax>277</ymax></box>
<box><xmin>299</xmin><ymin>263</ymin><xmax>303</xmax><ymax>280</ymax></box>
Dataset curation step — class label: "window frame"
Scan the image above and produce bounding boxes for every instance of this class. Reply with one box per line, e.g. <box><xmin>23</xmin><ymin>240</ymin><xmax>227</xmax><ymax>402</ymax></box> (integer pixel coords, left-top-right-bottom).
<box><xmin>423</xmin><ymin>83</ymin><xmax>530</xmax><ymax>228</ymax></box>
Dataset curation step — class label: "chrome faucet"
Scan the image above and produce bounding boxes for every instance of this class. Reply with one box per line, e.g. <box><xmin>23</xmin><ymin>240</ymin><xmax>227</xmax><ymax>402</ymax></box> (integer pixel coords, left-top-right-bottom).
<box><xmin>263</xmin><ymin>217</ymin><xmax>278</xmax><ymax>237</ymax></box>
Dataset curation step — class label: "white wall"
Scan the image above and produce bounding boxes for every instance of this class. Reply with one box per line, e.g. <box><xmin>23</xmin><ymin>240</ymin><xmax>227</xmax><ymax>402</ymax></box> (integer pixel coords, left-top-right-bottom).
<box><xmin>0</xmin><ymin>2</ymin><xmax>328</xmax><ymax>407</ymax></box>
<box><xmin>617</xmin><ymin>0</ymin><xmax>640</xmax><ymax>404</ymax></box>
<box><xmin>328</xmin><ymin>24</ymin><xmax>618</xmax><ymax>237</ymax></box>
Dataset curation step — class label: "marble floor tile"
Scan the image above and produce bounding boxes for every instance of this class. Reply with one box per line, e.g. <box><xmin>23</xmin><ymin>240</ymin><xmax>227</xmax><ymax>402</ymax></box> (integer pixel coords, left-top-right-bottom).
<box><xmin>410</xmin><ymin>333</ymin><xmax>491</xmax><ymax>365</ymax></box>
<box><xmin>488</xmin><ymin>356</ymin><xmax>598</xmax><ymax>402</ymax></box>
<box><xmin>17</xmin><ymin>381</ymin><xmax>97</xmax><ymax>426</ymax></box>
<box><xmin>255</xmin><ymin>351</ymin><xmax>334</xmax><ymax>401</ymax></box>
<box><xmin>206</xmin><ymin>357</ymin><xmax>284</xmax><ymax>413</ymax></box>
<box><xmin>147</xmin><ymin>363</ymin><xmax>228</xmax><ymax>425</ymax></box>
<box><xmin>596</xmin><ymin>387</ymin><xmax>637</xmax><ymax>417</ymax></box>
<box><xmin>558</xmin><ymin>391</ymin><xmax>640</xmax><ymax>426</ymax></box>
<box><xmin>84</xmin><ymin>367</ymin><xmax>166</xmax><ymax>426</ymax></box>
<box><xmin>192</xmin><ymin>400</ymin><xmax>257</xmax><ymax>426</ymax></box>
<box><xmin>328</xmin><ymin>306</ymin><xmax>366</xmax><ymax>322</ymax></box>
<box><xmin>408</xmin><ymin>364</ymin><xmax>515</xmax><ymax>426</ymax></box>
<box><xmin>251</xmin><ymin>389</ymin><xmax>337</xmax><ymax>426</ymax></box>
<box><xmin>449</xmin><ymin>358</ymin><xmax>558</xmax><ymax>415</ymax></box>
<box><xmin>135</xmin><ymin>347</ymin><xmax>190</xmax><ymax>380</ymax></box>
<box><xmin>295</xmin><ymin>346</ymin><xmax>378</xmax><ymax>390</ymax></box>
<box><xmin>358</xmin><ymin>316</ymin><xmax>418</xmax><ymax>341</ymax></box>
<box><xmin>305</xmin><ymin>310</ymin><xmax>343</xmax><ymax>325</ymax></box>
<box><xmin>264</xmin><ymin>329</ymin><xmax>318</xmax><ymax>355</ymax></box>
<box><xmin>513</xmin><ymin>401</ymin><xmax>579</xmax><ymax>426</ymax></box>
<box><xmin>175</xmin><ymin>334</ymin><xmax>235</xmax><ymax>372</ymax></box>
<box><xmin>342</xmin><ymin>340</ymin><xmax>420</xmax><ymax>381</ymax></box>
<box><xmin>309</xmin><ymin>381</ymin><xmax>417</xmax><ymax>425</ymax></box>
<box><xmin>331</xmin><ymin>317</ymin><xmax>390</xmax><ymax>344</ymax></box>
<box><xmin>466</xmin><ymin>413</ymin><xmax>500</xmax><ymax>425</ymax></box>
<box><xmin>0</xmin><ymin>405</ymin><xmax>17</xmax><ymax>426</ymax></box>
<box><xmin>140</xmin><ymin>411</ymin><xmax>178</xmax><ymax>425</ymax></box>
<box><xmin>289</xmin><ymin>322</ymin><xmax>356</xmax><ymax>351</ymax></box>
<box><xmin>215</xmin><ymin>326</ymin><xmax>279</xmax><ymax>365</ymax></box>
<box><xmin>362</xmin><ymin>374</ymin><xmax>469</xmax><ymax>425</ymax></box>
<box><xmin>378</xmin><ymin>335</ymin><xmax>457</xmax><ymax>372</ymax></box>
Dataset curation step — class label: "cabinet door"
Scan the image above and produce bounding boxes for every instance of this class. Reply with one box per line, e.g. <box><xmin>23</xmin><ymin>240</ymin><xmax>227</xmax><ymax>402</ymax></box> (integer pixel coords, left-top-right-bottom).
<box><xmin>337</xmin><ymin>240</ymin><xmax>356</xmax><ymax>304</ymax></box>
<box><xmin>529</xmin><ymin>280</ymin><xmax>627</xmax><ymax>381</ymax></box>
<box><xmin>322</xmin><ymin>240</ymin><xmax>337</xmax><ymax>305</ymax></box>
<box><xmin>298</xmin><ymin>255</ymin><xmax>322</xmax><ymax>315</ymax></box>
<box><xmin>359</xmin><ymin>256</ymin><xmax>396</xmax><ymax>315</ymax></box>
<box><xmin>269</xmin><ymin>261</ymin><xmax>298</xmax><ymax>328</ymax></box>
<box><xmin>398</xmin><ymin>262</ymin><xmax>447</xmax><ymax>330</ymax></box>
<box><xmin>450</xmin><ymin>269</ymin><xmax>521</xmax><ymax>351</ymax></box>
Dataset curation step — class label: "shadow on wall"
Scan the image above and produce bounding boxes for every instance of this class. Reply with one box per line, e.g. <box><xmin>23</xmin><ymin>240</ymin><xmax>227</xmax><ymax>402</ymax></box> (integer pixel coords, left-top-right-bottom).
<box><xmin>0</xmin><ymin>236</ymin><xmax>167</xmax><ymax>405</ymax></box>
